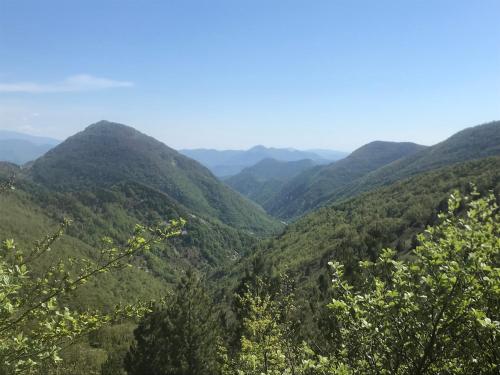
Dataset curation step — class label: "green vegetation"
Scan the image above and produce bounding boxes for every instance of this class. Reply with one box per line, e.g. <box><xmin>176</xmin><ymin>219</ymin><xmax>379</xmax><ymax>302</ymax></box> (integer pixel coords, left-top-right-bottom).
<box><xmin>0</xmin><ymin>122</ymin><xmax>282</xmax><ymax>374</ymax></box>
<box><xmin>267</xmin><ymin>141</ymin><xmax>426</xmax><ymax>219</ymax></box>
<box><xmin>322</xmin><ymin>190</ymin><xmax>499</xmax><ymax>373</ymax></box>
<box><xmin>125</xmin><ymin>270</ymin><xmax>220</xmax><ymax>375</ymax></box>
<box><xmin>0</xmin><ymin>180</ymin><xmax>171</xmax><ymax>309</ymax></box>
<box><xmin>0</xmin><ymin>184</ymin><xmax>184</xmax><ymax>373</ymax></box>
<box><xmin>268</xmin><ymin>121</ymin><xmax>500</xmax><ymax>220</ymax></box>
<box><xmin>326</xmin><ymin>120</ymin><xmax>500</xmax><ymax>205</ymax></box>
<box><xmin>1</xmin><ymin>120</ymin><xmax>499</xmax><ymax>374</ymax></box>
<box><xmin>220</xmin><ymin>277</ymin><xmax>304</xmax><ymax>375</ymax></box>
<box><xmin>128</xmin><ymin>191</ymin><xmax>499</xmax><ymax>374</ymax></box>
<box><xmin>30</xmin><ymin>121</ymin><xmax>281</xmax><ymax>235</ymax></box>
<box><xmin>231</xmin><ymin>157</ymin><xmax>500</xmax><ymax>293</ymax></box>
<box><xmin>225</xmin><ymin>158</ymin><xmax>317</xmax><ymax>207</ymax></box>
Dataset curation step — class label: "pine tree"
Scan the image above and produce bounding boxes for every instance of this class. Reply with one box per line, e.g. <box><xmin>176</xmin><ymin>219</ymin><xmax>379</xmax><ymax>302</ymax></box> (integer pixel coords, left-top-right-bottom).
<box><xmin>124</xmin><ymin>269</ymin><xmax>220</xmax><ymax>375</ymax></box>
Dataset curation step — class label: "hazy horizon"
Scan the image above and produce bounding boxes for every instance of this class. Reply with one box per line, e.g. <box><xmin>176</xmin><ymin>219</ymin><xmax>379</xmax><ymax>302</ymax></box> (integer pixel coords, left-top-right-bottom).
<box><xmin>3</xmin><ymin>117</ymin><xmax>500</xmax><ymax>153</ymax></box>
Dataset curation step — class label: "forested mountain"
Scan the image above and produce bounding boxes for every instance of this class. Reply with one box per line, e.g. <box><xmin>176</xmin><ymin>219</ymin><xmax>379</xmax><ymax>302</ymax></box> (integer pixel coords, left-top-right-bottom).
<box><xmin>0</xmin><ymin>157</ymin><xmax>268</xmax><ymax>373</ymax></box>
<box><xmin>218</xmin><ymin>155</ymin><xmax>500</xmax><ymax>295</ymax></box>
<box><xmin>329</xmin><ymin>120</ymin><xmax>500</xmax><ymax>202</ymax></box>
<box><xmin>2</xmin><ymin>120</ymin><xmax>499</xmax><ymax>375</ymax></box>
<box><xmin>267</xmin><ymin>121</ymin><xmax>500</xmax><ymax>220</ymax></box>
<box><xmin>224</xmin><ymin>158</ymin><xmax>317</xmax><ymax>207</ymax></box>
<box><xmin>267</xmin><ymin>141</ymin><xmax>426</xmax><ymax>219</ymax></box>
<box><xmin>0</xmin><ymin>123</ymin><xmax>281</xmax><ymax>373</ymax></box>
<box><xmin>0</xmin><ymin>164</ymin><xmax>262</xmax><ymax>310</ymax></box>
<box><xmin>0</xmin><ymin>130</ymin><xmax>60</xmax><ymax>165</ymax></box>
<box><xmin>0</xmin><ymin>120</ymin><xmax>285</xmax><ymax>315</ymax></box>
<box><xmin>29</xmin><ymin>121</ymin><xmax>280</xmax><ymax>235</ymax></box>
<box><xmin>180</xmin><ymin>145</ymin><xmax>345</xmax><ymax>177</ymax></box>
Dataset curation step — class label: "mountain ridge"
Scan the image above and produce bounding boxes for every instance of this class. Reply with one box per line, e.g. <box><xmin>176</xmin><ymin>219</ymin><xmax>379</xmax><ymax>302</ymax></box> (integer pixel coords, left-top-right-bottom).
<box><xmin>217</xmin><ymin>155</ymin><xmax>500</xmax><ymax>297</ymax></box>
<box><xmin>326</xmin><ymin>120</ymin><xmax>500</xmax><ymax>204</ymax></box>
<box><xmin>266</xmin><ymin>141</ymin><xmax>427</xmax><ymax>218</ymax></box>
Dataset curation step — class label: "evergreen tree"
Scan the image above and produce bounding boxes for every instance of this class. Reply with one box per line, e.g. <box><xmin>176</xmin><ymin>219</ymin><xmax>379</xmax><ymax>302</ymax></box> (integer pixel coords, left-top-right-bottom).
<box><xmin>125</xmin><ymin>269</ymin><xmax>220</xmax><ymax>375</ymax></box>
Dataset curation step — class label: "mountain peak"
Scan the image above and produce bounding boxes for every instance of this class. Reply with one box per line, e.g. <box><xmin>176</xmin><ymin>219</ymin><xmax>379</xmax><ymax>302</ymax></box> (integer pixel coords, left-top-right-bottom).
<box><xmin>83</xmin><ymin>120</ymin><xmax>141</xmax><ymax>135</ymax></box>
<box><xmin>350</xmin><ymin>141</ymin><xmax>426</xmax><ymax>159</ymax></box>
<box><xmin>29</xmin><ymin>121</ymin><xmax>280</xmax><ymax>234</ymax></box>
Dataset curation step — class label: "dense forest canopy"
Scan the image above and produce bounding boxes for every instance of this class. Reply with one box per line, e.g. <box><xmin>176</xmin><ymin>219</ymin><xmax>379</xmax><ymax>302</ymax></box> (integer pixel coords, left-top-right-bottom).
<box><xmin>0</xmin><ymin>120</ymin><xmax>499</xmax><ymax>374</ymax></box>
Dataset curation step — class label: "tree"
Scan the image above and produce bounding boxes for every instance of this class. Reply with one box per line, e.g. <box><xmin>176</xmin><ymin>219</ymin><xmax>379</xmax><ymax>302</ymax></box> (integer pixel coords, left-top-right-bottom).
<box><xmin>125</xmin><ymin>269</ymin><xmax>220</xmax><ymax>375</ymax></box>
<box><xmin>223</xmin><ymin>277</ymin><xmax>306</xmax><ymax>375</ymax></box>
<box><xmin>318</xmin><ymin>190</ymin><xmax>499</xmax><ymax>374</ymax></box>
<box><xmin>225</xmin><ymin>190</ymin><xmax>499</xmax><ymax>375</ymax></box>
<box><xmin>0</xmin><ymin>175</ymin><xmax>185</xmax><ymax>374</ymax></box>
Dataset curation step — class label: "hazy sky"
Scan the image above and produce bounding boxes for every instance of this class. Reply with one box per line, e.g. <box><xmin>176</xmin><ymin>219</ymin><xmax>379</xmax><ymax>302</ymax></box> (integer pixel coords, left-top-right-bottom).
<box><xmin>0</xmin><ymin>0</ymin><xmax>499</xmax><ymax>151</ymax></box>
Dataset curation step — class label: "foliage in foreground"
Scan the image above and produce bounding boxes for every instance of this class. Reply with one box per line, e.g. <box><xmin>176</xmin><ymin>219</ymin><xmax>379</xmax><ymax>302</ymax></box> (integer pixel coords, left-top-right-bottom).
<box><xmin>221</xmin><ymin>278</ymin><xmax>305</xmax><ymax>375</ymax></box>
<box><xmin>0</xmin><ymin>176</ymin><xmax>184</xmax><ymax>374</ymax></box>
<box><xmin>321</xmin><ymin>190</ymin><xmax>499</xmax><ymax>374</ymax></box>
<box><xmin>220</xmin><ymin>190</ymin><xmax>499</xmax><ymax>374</ymax></box>
<box><xmin>2</xmin><ymin>173</ymin><xmax>499</xmax><ymax>374</ymax></box>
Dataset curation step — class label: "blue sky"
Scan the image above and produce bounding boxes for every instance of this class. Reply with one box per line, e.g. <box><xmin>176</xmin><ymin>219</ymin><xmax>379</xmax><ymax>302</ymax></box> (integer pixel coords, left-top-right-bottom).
<box><xmin>0</xmin><ymin>0</ymin><xmax>499</xmax><ymax>151</ymax></box>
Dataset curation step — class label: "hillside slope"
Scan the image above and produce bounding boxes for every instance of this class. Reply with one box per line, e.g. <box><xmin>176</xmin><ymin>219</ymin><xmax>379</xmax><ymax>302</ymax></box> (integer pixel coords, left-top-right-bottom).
<box><xmin>331</xmin><ymin>121</ymin><xmax>500</xmax><ymax>203</ymax></box>
<box><xmin>225</xmin><ymin>158</ymin><xmax>317</xmax><ymax>207</ymax></box>
<box><xmin>218</xmin><ymin>156</ymin><xmax>500</xmax><ymax>295</ymax></box>
<box><xmin>267</xmin><ymin>141</ymin><xmax>426</xmax><ymax>219</ymax></box>
<box><xmin>29</xmin><ymin>121</ymin><xmax>281</xmax><ymax>235</ymax></box>
<box><xmin>0</xmin><ymin>163</ymin><xmax>260</xmax><ymax>310</ymax></box>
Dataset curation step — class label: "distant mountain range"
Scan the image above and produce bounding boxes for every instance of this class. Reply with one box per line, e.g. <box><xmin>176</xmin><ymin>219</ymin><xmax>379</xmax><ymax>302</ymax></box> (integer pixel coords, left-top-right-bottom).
<box><xmin>305</xmin><ymin>149</ymin><xmax>349</xmax><ymax>160</ymax></box>
<box><xmin>2</xmin><ymin>120</ymin><xmax>499</xmax><ymax>291</ymax></box>
<box><xmin>0</xmin><ymin>130</ymin><xmax>60</xmax><ymax>146</ymax></box>
<box><xmin>0</xmin><ymin>130</ymin><xmax>60</xmax><ymax>165</ymax></box>
<box><xmin>180</xmin><ymin>145</ymin><xmax>348</xmax><ymax>177</ymax></box>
